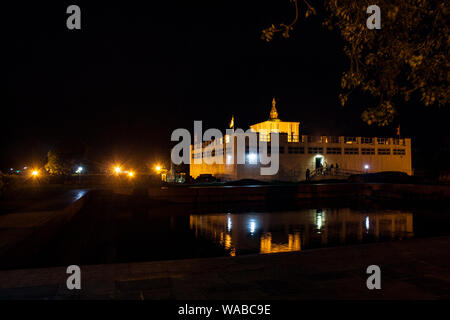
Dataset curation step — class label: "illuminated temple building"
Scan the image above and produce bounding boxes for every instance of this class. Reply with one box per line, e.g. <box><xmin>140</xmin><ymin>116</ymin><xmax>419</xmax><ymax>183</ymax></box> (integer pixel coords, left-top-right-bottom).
<box><xmin>190</xmin><ymin>99</ymin><xmax>412</xmax><ymax>181</ymax></box>
<box><xmin>249</xmin><ymin>98</ymin><xmax>300</xmax><ymax>142</ymax></box>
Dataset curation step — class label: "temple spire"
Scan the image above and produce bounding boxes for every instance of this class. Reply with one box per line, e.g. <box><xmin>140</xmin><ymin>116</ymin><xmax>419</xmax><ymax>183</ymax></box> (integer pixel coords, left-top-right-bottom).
<box><xmin>269</xmin><ymin>97</ymin><xmax>279</xmax><ymax>120</ymax></box>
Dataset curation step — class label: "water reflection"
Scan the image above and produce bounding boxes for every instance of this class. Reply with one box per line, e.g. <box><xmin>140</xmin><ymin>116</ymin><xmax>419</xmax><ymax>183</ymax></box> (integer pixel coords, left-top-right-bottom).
<box><xmin>189</xmin><ymin>209</ymin><xmax>413</xmax><ymax>256</ymax></box>
<box><xmin>71</xmin><ymin>189</ymin><xmax>88</xmax><ymax>201</ymax></box>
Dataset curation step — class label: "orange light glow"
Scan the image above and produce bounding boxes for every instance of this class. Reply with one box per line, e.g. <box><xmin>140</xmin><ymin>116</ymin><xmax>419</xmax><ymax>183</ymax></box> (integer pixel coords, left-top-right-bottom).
<box><xmin>155</xmin><ymin>165</ymin><xmax>162</xmax><ymax>172</ymax></box>
<box><xmin>31</xmin><ymin>170</ymin><xmax>39</xmax><ymax>177</ymax></box>
<box><xmin>128</xmin><ymin>171</ymin><xmax>134</xmax><ymax>177</ymax></box>
<box><xmin>114</xmin><ymin>166</ymin><xmax>121</xmax><ymax>174</ymax></box>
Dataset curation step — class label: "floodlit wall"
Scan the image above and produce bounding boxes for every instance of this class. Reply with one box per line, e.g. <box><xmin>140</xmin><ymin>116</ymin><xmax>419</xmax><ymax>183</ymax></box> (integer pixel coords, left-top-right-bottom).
<box><xmin>190</xmin><ymin>134</ymin><xmax>412</xmax><ymax>181</ymax></box>
<box><xmin>250</xmin><ymin>120</ymin><xmax>300</xmax><ymax>142</ymax></box>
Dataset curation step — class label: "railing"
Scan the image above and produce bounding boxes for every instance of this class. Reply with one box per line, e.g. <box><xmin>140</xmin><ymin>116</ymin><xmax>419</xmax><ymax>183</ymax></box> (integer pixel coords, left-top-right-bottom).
<box><xmin>196</xmin><ymin>134</ymin><xmax>407</xmax><ymax>149</ymax></box>
<box><xmin>310</xmin><ymin>167</ymin><xmax>365</xmax><ymax>179</ymax></box>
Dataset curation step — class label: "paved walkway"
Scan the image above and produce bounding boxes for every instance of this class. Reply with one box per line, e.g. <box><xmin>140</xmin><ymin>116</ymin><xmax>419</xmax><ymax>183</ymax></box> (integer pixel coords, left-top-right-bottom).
<box><xmin>0</xmin><ymin>188</ymin><xmax>89</xmax><ymax>215</ymax></box>
<box><xmin>0</xmin><ymin>236</ymin><xmax>449</xmax><ymax>300</ymax></box>
<box><xmin>0</xmin><ymin>189</ymin><xmax>89</xmax><ymax>266</ymax></box>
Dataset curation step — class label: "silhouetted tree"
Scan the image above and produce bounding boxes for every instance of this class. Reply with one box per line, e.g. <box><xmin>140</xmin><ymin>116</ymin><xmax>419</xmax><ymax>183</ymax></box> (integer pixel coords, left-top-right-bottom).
<box><xmin>261</xmin><ymin>0</ymin><xmax>449</xmax><ymax>126</ymax></box>
<box><xmin>44</xmin><ymin>140</ymin><xmax>87</xmax><ymax>175</ymax></box>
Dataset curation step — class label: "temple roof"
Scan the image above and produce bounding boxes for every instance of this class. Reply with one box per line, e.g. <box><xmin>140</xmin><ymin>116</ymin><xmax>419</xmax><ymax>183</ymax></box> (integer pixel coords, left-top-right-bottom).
<box><xmin>269</xmin><ymin>98</ymin><xmax>280</xmax><ymax>121</ymax></box>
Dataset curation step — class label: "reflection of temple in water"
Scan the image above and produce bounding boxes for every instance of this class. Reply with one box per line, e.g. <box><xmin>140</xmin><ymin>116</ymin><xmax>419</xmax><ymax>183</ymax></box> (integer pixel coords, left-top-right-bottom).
<box><xmin>189</xmin><ymin>209</ymin><xmax>413</xmax><ymax>256</ymax></box>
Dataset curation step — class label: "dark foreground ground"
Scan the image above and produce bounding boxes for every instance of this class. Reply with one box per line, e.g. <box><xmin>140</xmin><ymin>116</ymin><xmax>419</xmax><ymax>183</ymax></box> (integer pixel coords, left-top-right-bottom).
<box><xmin>1</xmin><ymin>185</ymin><xmax>450</xmax><ymax>299</ymax></box>
<box><xmin>0</xmin><ymin>235</ymin><xmax>449</xmax><ymax>300</ymax></box>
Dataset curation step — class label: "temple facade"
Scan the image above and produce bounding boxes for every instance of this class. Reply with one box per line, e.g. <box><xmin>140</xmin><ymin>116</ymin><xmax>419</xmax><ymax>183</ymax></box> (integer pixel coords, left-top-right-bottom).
<box><xmin>249</xmin><ymin>98</ymin><xmax>300</xmax><ymax>142</ymax></box>
<box><xmin>190</xmin><ymin>99</ymin><xmax>412</xmax><ymax>181</ymax></box>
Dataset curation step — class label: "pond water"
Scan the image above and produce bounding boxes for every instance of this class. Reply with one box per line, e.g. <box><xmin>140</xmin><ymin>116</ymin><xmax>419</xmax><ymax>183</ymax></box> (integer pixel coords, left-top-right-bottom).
<box><xmin>111</xmin><ymin>204</ymin><xmax>450</xmax><ymax>264</ymax></box>
<box><xmin>189</xmin><ymin>209</ymin><xmax>414</xmax><ymax>256</ymax></box>
<box><xmin>8</xmin><ymin>199</ymin><xmax>450</xmax><ymax>270</ymax></box>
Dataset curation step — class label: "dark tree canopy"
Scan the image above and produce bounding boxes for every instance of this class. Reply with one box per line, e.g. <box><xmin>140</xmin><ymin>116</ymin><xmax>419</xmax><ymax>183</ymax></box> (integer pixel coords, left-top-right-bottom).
<box><xmin>44</xmin><ymin>141</ymin><xmax>87</xmax><ymax>175</ymax></box>
<box><xmin>262</xmin><ymin>0</ymin><xmax>449</xmax><ymax>126</ymax></box>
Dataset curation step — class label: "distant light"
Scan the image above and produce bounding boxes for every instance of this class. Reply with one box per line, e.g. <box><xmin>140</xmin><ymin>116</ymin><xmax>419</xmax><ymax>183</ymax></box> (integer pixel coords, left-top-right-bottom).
<box><xmin>128</xmin><ymin>171</ymin><xmax>134</xmax><ymax>177</ymax></box>
<box><xmin>247</xmin><ymin>153</ymin><xmax>258</xmax><ymax>164</ymax></box>
<box><xmin>10</xmin><ymin>168</ymin><xmax>13</xmax><ymax>171</ymax></box>
<box><xmin>364</xmin><ymin>164</ymin><xmax>369</xmax><ymax>170</ymax></box>
<box><xmin>365</xmin><ymin>216</ymin><xmax>370</xmax><ymax>230</ymax></box>
<box><xmin>31</xmin><ymin>170</ymin><xmax>39</xmax><ymax>177</ymax></box>
<box><xmin>24</xmin><ymin>167</ymin><xmax>28</xmax><ymax>170</ymax></box>
<box><xmin>249</xmin><ymin>219</ymin><xmax>256</xmax><ymax>234</ymax></box>
<box><xmin>114</xmin><ymin>166</ymin><xmax>121</xmax><ymax>174</ymax></box>
<box><xmin>76</xmin><ymin>166</ymin><xmax>83</xmax><ymax>174</ymax></box>
<box><xmin>155</xmin><ymin>165</ymin><xmax>162</xmax><ymax>172</ymax></box>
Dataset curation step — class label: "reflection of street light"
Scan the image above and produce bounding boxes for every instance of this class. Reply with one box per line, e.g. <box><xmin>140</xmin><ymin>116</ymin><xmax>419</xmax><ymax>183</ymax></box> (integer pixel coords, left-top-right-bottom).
<box><xmin>316</xmin><ymin>210</ymin><xmax>324</xmax><ymax>232</ymax></box>
<box><xmin>248</xmin><ymin>219</ymin><xmax>256</xmax><ymax>234</ymax></box>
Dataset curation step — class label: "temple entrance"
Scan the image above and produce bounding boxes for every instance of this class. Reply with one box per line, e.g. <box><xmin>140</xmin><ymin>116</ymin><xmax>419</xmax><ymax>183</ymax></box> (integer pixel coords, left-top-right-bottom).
<box><xmin>315</xmin><ymin>157</ymin><xmax>323</xmax><ymax>169</ymax></box>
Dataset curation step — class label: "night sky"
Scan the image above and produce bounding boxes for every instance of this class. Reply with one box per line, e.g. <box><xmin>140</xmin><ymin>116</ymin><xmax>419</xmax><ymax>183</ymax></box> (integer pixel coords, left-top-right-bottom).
<box><xmin>4</xmin><ymin>1</ymin><xmax>449</xmax><ymax>171</ymax></box>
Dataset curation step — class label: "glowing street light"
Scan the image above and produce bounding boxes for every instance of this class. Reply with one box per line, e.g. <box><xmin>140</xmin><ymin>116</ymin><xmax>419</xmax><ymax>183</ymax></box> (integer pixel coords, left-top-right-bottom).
<box><xmin>128</xmin><ymin>171</ymin><xmax>135</xmax><ymax>177</ymax></box>
<box><xmin>76</xmin><ymin>166</ymin><xmax>83</xmax><ymax>174</ymax></box>
<box><xmin>247</xmin><ymin>153</ymin><xmax>258</xmax><ymax>164</ymax></box>
<box><xmin>114</xmin><ymin>166</ymin><xmax>122</xmax><ymax>174</ymax></box>
<box><xmin>155</xmin><ymin>165</ymin><xmax>162</xmax><ymax>173</ymax></box>
<box><xmin>31</xmin><ymin>170</ymin><xmax>39</xmax><ymax>177</ymax></box>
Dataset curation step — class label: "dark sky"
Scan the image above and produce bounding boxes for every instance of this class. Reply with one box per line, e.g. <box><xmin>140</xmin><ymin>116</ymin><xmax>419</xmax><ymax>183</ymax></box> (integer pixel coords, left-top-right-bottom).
<box><xmin>4</xmin><ymin>1</ymin><xmax>449</xmax><ymax>170</ymax></box>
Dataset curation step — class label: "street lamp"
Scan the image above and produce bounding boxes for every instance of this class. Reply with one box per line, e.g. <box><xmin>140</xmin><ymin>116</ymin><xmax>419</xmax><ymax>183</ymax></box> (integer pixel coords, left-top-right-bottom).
<box><xmin>76</xmin><ymin>166</ymin><xmax>83</xmax><ymax>184</ymax></box>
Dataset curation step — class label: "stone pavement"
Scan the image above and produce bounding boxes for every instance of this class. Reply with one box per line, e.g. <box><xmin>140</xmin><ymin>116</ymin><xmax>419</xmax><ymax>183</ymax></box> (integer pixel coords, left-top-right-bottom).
<box><xmin>0</xmin><ymin>189</ymin><xmax>89</xmax><ymax>267</ymax></box>
<box><xmin>0</xmin><ymin>235</ymin><xmax>449</xmax><ymax>300</ymax></box>
<box><xmin>0</xmin><ymin>188</ymin><xmax>89</xmax><ymax>215</ymax></box>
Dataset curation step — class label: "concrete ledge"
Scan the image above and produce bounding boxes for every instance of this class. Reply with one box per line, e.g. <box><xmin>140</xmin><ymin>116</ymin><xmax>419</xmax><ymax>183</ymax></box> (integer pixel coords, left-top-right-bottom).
<box><xmin>0</xmin><ymin>190</ymin><xmax>90</xmax><ymax>269</ymax></box>
<box><xmin>147</xmin><ymin>183</ymin><xmax>450</xmax><ymax>204</ymax></box>
<box><xmin>1</xmin><ymin>236</ymin><xmax>449</xmax><ymax>300</ymax></box>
